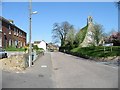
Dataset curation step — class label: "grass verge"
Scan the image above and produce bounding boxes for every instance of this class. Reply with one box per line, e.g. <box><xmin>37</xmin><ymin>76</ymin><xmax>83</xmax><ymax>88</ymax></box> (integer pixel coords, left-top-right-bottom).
<box><xmin>70</xmin><ymin>46</ymin><xmax>120</xmax><ymax>58</ymax></box>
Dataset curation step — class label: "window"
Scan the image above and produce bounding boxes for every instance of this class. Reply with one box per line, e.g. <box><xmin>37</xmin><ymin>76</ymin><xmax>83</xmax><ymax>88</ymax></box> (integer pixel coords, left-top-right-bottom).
<box><xmin>8</xmin><ymin>25</ymin><xmax>11</xmax><ymax>30</ymax></box>
<box><xmin>21</xmin><ymin>32</ymin><xmax>22</xmax><ymax>37</ymax></box>
<box><xmin>15</xmin><ymin>40</ymin><xmax>18</xmax><ymax>46</ymax></box>
<box><xmin>0</xmin><ymin>32</ymin><xmax>2</xmax><ymax>47</ymax></box>
<box><xmin>9</xmin><ymin>31</ymin><xmax>11</xmax><ymax>34</ymax></box>
<box><xmin>24</xmin><ymin>42</ymin><xmax>25</xmax><ymax>46</ymax></box>
<box><xmin>9</xmin><ymin>39</ymin><xmax>12</xmax><ymax>46</ymax></box>
<box><xmin>14</xmin><ymin>28</ymin><xmax>15</xmax><ymax>32</ymax></box>
<box><xmin>0</xmin><ymin>20</ymin><xmax>2</xmax><ymax>32</ymax></box>
<box><xmin>21</xmin><ymin>42</ymin><xmax>22</xmax><ymax>47</ymax></box>
<box><xmin>14</xmin><ymin>28</ymin><xmax>16</xmax><ymax>35</ymax></box>
<box><xmin>16</xmin><ymin>29</ymin><xmax>18</xmax><ymax>36</ymax></box>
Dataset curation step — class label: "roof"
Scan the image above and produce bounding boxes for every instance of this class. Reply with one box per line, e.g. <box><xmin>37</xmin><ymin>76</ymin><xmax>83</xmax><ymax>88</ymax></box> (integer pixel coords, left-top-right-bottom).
<box><xmin>0</xmin><ymin>16</ymin><xmax>26</xmax><ymax>34</ymax></box>
<box><xmin>34</xmin><ymin>41</ymin><xmax>41</xmax><ymax>44</ymax></box>
<box><xmin>34</xmin><ymin>40</ymin><xmax>47</xmax><ymax>44</ymax></box>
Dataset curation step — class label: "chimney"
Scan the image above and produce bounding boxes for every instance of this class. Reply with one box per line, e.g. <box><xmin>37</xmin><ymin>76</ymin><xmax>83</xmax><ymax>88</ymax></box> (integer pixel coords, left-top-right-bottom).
<box><xmin>8</xmin><ymin>19</ymin><xmax>14</xmax><ymax>24</ymax></box>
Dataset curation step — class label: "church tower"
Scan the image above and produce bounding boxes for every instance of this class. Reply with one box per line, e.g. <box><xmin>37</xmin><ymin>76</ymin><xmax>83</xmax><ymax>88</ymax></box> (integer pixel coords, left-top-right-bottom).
<box><xmin>87</xmin><ymin>16</ymin><xmax>93</xmax><ymax>25</ymax></box>
<box><xmin>80</xmin><ymin>16</ymin><xmax>96</xmax><ymax>47</ymax></box>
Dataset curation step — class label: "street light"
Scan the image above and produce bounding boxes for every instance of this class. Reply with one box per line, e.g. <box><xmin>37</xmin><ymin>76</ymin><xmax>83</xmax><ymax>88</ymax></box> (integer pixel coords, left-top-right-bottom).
<box><xmin>29</xmin><ymin>0</ymin><xmax>37</xmax><ymax>67</ymax></box>
<box><xmin>32</xmin><ymin>11</ymin><xmax>38</xmax><ymax>14</ymax></box>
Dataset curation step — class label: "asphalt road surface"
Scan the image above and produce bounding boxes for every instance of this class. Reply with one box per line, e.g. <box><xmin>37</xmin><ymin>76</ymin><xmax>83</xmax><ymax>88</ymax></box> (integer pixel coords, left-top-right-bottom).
<box><xmin>2</xmin><ymin>52</ymin><xmax>118</xmax><ymax>88</ymax></box>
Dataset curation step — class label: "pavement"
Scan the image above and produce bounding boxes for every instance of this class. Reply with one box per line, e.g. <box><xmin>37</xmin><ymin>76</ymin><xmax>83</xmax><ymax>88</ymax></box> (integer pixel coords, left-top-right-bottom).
<box><xmin>1</xmin><ymin>52</ymin><xmax>118</xmax><ymax>88</ymax></box>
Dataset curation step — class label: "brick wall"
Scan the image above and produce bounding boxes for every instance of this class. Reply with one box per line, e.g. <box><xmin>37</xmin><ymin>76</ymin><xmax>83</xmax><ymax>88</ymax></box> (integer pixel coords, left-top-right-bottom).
<box><xmin>0</xmin><ymin>17</ymin><xmax>27</xmax><ymax>48</ymax></box>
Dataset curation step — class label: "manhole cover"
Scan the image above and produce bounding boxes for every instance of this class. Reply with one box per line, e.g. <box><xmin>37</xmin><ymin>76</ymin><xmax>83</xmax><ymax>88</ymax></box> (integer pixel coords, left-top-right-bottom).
<box><xmin>54</xmin><ymin>68</ymin><xmax>59</xmax><ymax>70</ymax></box>
<box><xmin>38</xmin><ymin>74</ymin><xmax>44</xmax><ymax>77</ymax></box>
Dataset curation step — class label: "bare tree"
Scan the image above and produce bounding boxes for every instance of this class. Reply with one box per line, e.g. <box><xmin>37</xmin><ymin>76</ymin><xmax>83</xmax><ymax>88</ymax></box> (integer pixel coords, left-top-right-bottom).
<box><xmin>52</xmin><ymin>21</ymin><xmax>73</xmax><ymax>47</ymax></box>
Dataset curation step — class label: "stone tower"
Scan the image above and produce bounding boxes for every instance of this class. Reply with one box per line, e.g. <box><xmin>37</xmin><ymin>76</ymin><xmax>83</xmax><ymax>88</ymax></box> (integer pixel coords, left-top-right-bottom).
<box><xmin>80</xmin><ymin>16</ymin><xmax>96</xmax><ymax>47</ymax></box>
<box><xmin>87</xmin><ymin>16</ymin><xmax>93</xmax><ymax>25</ymax></box>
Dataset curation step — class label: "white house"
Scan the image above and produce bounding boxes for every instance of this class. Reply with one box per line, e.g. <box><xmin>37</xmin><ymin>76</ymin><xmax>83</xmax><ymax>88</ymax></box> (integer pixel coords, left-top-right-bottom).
<box><xmin>34</xmin><ymin>40</ymin><xmax>47</xmax><ymax>51</ymax></box>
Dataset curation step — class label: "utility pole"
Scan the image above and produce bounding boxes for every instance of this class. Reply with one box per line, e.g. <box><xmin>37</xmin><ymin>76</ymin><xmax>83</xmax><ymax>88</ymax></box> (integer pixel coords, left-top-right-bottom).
<box><xmin>118</xmin><ymin>1</ymin><xmax>120</xmax><ymax>32</ymax></box>
<box><xmin>29</xmin><ymin>0</ymin><xmax>32</xmax><ymax>67</ymax></box>
<box><xmin>28</xmin><ymin>0</ymin><xmax>37</xmax><ymax>67</ymax></box>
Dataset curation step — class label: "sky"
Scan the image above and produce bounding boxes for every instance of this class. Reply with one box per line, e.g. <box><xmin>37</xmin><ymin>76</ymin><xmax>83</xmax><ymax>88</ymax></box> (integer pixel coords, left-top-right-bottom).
<box><xmin>2</xmin><ymin>2</ymin><xmax>118</xmax><ymax>44</ymax></box>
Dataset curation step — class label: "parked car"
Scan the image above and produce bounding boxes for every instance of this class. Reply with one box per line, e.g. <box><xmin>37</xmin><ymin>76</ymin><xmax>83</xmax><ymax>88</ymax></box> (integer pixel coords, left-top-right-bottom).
<box><xmin>0</xmin><ymin>48</ymin><xmax>7</xmax><ymax>59</ymax></box>
<box><xmin>49</xmin><ymin>49</ymin><xmax>54</xmax><ymax>52</ymax></box>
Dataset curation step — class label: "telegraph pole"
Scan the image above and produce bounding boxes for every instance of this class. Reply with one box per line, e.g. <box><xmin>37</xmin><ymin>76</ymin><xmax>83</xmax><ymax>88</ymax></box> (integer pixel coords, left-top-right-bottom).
<box><xmin>29</xmin><ymin>0</ymin><xmax>32</xmax><ymax>67</ymax></box>
<box><xmin>28</xmin><ymin>0</ymin><xmax>38</xmax><ymax>67</ymax></box>
<box><xmin>118</xmin><ymin>1</ymin><xmax>120</xmax><ymax>32</ymax></box>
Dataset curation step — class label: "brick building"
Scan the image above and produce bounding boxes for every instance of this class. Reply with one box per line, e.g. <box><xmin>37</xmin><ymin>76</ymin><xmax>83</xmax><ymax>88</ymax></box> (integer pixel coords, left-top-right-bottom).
<box><xmin>0</xmin><ymin>16</ymin><xmax>27</xmax><ymax>49</ymax></box>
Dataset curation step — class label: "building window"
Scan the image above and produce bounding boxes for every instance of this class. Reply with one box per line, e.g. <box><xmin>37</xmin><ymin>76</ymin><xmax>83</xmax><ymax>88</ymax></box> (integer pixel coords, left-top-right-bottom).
<box><xmin>15</xmin><ymin>40</ymin><xmax>17</xmax><ymax>46</ymax></box>
<box><xmin>9</xmin><ymin>31</ymin><xmax>11</xmax><ymax>34</ymax></box>
<box><xmin>24</xmin><ymin>42</ymin><xmax>25</xmax><ymax>46</ymax></box>
<box><xmin>12</xmin><ymin>40</ymin><xmax>15</xmax><ymax>47</ymax></box>
<box><xmin>0</xmin><ymin>20</ymin><xmax>2</xmax><ymax>32</ymax></box>
<box><xmin>20</xmin><ymin>42</ymin><xmax>22</xmax><ymax>47</ymax></box>
<box><xmin>9</xmin><ymin>39</ymin><xmax>12</xmax><ymax>46</ymax></box>
<box><xmin>8</xmin><ymin>25</ymin><xmax>11</xmax><ymax>30</ymax></box>
<box><xmin>0</xmin><ymin>32</ymin><xmax>2</xmax><ymax>47</ymax></box>
<box><xmin>21</xmin><ymin>32</ymin><xmax>22</xmax><ymax>36</ymax></box>
<box><xmin>15</xmin><ymin>40</ymin><xmax>18</xmax><ymax>48</ymax></box>
<box><xmin>16</xmin><ymin>29</ymin><xmax>18</xmax><ymax>36</ymax></box>
<box><xmin>0</xmin><ymin>20</ymin><xmax>1</xmax><ymax>29</ymax></box>
<box><xmin>4</xmin><ymin>33</ymin><xmax>7</xmax><ymax>40</ymax></box>
<box><xmin>14</xmin><ymin>28</ymin><xmax>16</xmax><ymax>35</ymax></box>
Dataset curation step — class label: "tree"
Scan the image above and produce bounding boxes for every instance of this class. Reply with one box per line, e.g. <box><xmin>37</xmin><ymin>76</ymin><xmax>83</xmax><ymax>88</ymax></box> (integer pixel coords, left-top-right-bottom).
<box><xmin>66</xmin><ymin>27</ymin><xmax>76</xmax><ymax>48</ymax></box>
<box><xmin>93</xmin><ymin>23</ymin><xmax>104</xmax><ymax>46</ymax></box>
<box><xmin>109</xmin><ymin>32</ymin><xmax>120</xmax><ymax>46</ymax></box>
<box><xmin>52</xmin><ymin>21</ymin><xmax>73</xmax><ymax>47</ymax></box>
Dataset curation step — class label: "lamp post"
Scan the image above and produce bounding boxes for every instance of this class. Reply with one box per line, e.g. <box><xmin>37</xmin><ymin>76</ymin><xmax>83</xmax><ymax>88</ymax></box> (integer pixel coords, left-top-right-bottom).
<box><xmin>118</xmin><ymin>1</ymin><xmax>120</xmax><ymax>32</ymax></box>
<box><xmin>29</xmin><ymin>0</ymin><xmax>37</xmax><ymax>67</ymax></box>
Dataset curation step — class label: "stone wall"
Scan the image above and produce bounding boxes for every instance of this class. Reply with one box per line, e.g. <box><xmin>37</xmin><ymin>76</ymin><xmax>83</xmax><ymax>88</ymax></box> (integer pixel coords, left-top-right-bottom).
<box><xmin>1</xmin><ymin>52</ymin><xmax>44</xmax><ymax>72</ymax></box>
<box><xmin>0</xmin><ymin>51</ymin><xmax>44</xmax><ymax>72</ymax></box>
<box><xmin>1</xmin><ymin>54</ymin><xmax>28</xmax><ymax>72</ymax></box>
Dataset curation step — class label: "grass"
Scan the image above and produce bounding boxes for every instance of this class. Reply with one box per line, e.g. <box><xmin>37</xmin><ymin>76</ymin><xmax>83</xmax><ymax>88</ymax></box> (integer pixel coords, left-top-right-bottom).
<box><xmin>70</xmin><ymin>46</ymin><xmax>120</xmax><ymax>58</ymax></box>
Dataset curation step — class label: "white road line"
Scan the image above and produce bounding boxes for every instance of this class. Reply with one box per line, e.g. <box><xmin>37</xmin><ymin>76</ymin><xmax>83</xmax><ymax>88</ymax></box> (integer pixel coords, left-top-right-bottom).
<box><xmin>41</xmin><ymin>65</ymin><xmax>47</xmax><ymax>68</ymax></box>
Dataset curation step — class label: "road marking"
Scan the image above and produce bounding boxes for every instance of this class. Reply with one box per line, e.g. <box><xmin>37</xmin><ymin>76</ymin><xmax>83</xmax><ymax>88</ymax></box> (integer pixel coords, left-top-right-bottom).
<box><xmin>16</xmin><ymin>71</ymin><xmax>26</xmax><ymax>73</ymax></box>
<box><xmin>16</xmin><ymin>72</ymin><xmax>20</xmax><ymax>73</ymax></box>
<box><xmin>41</xmin><ymin>65</ymin><xmax>47</xmax><ymax>68</ymax></box>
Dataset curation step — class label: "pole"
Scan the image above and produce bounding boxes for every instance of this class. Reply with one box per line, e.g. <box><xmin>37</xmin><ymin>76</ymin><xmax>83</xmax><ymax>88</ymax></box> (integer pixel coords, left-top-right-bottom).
<box><xmin>118</xmin><ymin>1</ymin><xmax>120</xmax><ymax>32</ymax></box>
<box><xmin>29</xmin><ymin>0</ymin><xmax>32</xmax><ymax>67</ymax></box>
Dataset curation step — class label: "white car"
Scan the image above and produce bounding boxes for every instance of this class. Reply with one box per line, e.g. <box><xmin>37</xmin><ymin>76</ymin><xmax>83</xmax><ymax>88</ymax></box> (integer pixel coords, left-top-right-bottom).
<box><xmin>0</xmin><ymin>48</ymin><xmax>7</xmax><ymax>59</ymax></box>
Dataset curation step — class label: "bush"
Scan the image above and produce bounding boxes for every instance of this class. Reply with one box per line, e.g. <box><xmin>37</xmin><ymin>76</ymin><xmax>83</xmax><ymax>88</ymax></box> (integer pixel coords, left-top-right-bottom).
<box><xmin>33</xmin><ymin>45</ymin><xmax>39</xmax><ymax>50</ymax></box>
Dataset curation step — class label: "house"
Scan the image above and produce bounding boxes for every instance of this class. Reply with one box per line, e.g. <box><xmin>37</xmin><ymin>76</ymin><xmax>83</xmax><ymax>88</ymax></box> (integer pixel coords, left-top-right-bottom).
<box><xmin>34</xmin><ymin>40</ymin><xmax>47</xmax><ymax>51</ymax></box>
<box><xmin>47</xmin><ymin>43</ymin><xmax>59</xmax><ymax>51</ymax></box>
<box><xmin>0</xmin><ymin>16</ymin><xmax>27</xmax><ymax>48</ymax></box>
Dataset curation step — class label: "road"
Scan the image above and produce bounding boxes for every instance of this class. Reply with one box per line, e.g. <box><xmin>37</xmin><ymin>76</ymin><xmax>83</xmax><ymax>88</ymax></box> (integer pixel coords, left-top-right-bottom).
<box><xmin>2</xmin><ymin>52</ymin><xmax>118</xmax><ymax>88</ymax></box>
